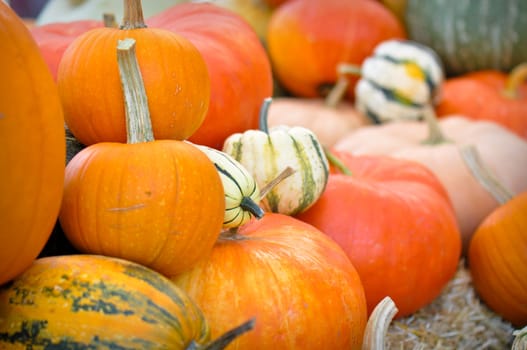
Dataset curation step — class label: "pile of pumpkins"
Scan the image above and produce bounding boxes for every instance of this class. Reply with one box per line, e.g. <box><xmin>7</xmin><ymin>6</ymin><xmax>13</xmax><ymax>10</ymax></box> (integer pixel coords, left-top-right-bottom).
<box><xmin>1</xmin><ymin>0</ymin><xmax>526</xmax><ymax>348</ymax></box>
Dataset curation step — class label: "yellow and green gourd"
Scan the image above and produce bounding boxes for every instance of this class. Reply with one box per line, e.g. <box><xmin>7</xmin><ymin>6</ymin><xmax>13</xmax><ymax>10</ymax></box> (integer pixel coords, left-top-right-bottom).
<box><xmin>354</xmin><ymin>39</ymin><xmax>444</xmax><ymax>123</ymax></box>
<box><xmin>222</xmin><ymin>97</ymin><xmax>329</xmax><ymax>216</ymax></box>
<box><xmin>192</xmin><ymin>143</ymin><xmax>265</xmax><ymax>228</ymax></box>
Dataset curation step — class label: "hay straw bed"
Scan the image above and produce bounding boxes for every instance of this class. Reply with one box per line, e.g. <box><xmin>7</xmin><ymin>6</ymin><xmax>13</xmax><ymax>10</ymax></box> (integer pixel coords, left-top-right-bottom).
<box><xmin>385</xmin><ymin>261</ymin><xmax>519</xmax><ymax>349</ymax></box>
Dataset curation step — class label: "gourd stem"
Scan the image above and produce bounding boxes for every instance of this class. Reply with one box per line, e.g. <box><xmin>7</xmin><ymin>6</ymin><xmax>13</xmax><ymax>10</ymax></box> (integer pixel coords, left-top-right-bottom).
<box><xmin>188</xmin><ymin>318</ymin><xmax>256</xmax><ymax>350</ymax></box>
<box><xmin>325</xmin><ymin>63</ymin><xmax>362</xmax><ymax>108</ymax></box>
<box><xmin>117</xmin><ymin>38</ymin><xmax>155</xmax><ymax>144</ymax></box>
<box><xmin>362</xmin><ymin>297</ymin><xmax>398</xmax><ymax>350</ymax></box>
<box><xmin>512</xmin><ymin>326</ymin><xmax>527</xmax><ymax>350</ymax></box>
<box><xmin>324</xmin><ymin>147</ymin><xmax>353</xmax><ymax>176</ymax></box>
<box><xmin>103</xmin><ymin>13</ymin><xmax>117</xmax><ymax>28</ymax></box>
<box><xmin>503</xmin><ymin>62</ymin><xmax>527</xmax><ymax>99</ymax></box>
<box><xmin>421</xmin><ymin>106</ymin><xmax>448</xmax><ymax>145</ymax></box>
<box><xmin>459</xmin><ymin>144</ymin><xmax>514</xmax><ymax>205</ymax></box>
<box><xmin>120</xmin><ymin>0</ymin><xmax>147</xmax><ymax>30</ymax></box>
<box><xmin>240</xmin><ymin>196</ymin><xmax>265</xmax><ymax>219</ymax></box>
<box><xmin>259</xmin><ymin>166</ymin><xmax>296</xmax><ymax>200</ymax></box>
<box><xmin>258</xmin><ymin>97</ymin><xmax>273</xmax><ymax>133</ymax></box>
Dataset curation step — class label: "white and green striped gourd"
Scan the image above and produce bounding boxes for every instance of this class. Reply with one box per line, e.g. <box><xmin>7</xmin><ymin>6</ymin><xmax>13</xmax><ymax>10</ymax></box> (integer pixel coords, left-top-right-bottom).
<box><xmin>354</xmin><ymin>39</ymin><xmax>444</xmax><ymax>123</ymax></box>
<box><xmin>222</xmin><ymin>98</ymin><xmax>329</xmax><ymax>216</ymax></box>
<box><xmin>193</xmin><ymin>143</ymin><xmax>265</xmax><ymax>229</ymax></box>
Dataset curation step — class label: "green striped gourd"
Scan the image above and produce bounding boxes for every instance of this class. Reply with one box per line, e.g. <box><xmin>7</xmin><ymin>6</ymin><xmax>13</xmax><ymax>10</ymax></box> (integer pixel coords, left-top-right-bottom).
<box><xmin>192</xmin><ymin>143</ymin><xmax>265</xmax><ymax>228</ymax></box>
<box><xmin>0</xmin><ymin>255</ymin><xmax>213</xmax><ymax>349</ymax></box>
<box><xmin>355</xmin><ymin>39</ymin><xmax>444</xmax><ymax>123</ymax></box>
<box><xmin>222</xmin><ymin>98</ymin><xmax>329</xmax><ymax>216</ymax></box>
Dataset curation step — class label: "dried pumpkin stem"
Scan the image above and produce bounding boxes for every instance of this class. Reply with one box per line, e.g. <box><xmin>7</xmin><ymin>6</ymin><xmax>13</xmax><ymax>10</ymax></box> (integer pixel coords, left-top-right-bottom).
<box><xmin>503</xmin><ymin>62</ymin><xmax>527</xmax><ymax>99</ymax></box>
<box><xmin>117</xmin><ymin>38</ymin><xmax>155</xmax><ymax>144</ymax></box>
<box><xmin>362</xmin><ymin>297</ymin><xmax>398</xmax><ymax>350</ymax></box>
<box><xmin>325</xmin><ymin>63</ymin><xmax>362</xmax><ymax>108</ymax></box>
<box><xmin>120</xmin><ymin>0</ymin><xmax>147</xmax><ymax>30</ymax></box>
<box><xmin>103</xmin><ymin>13</ymin><xmax>118</xmax><ymax>28</ymax></box>
<box><xmin>421</xmin><ymin>106</ymin><xmax>448</xmax><ymax>145</ymax></box>
<box><xmin>459</xmin><ymin>144</ymin><xmax>514</xmax><ymax>205</ymax></box>
<box><xmin>259</xmin><ymin>166</ymin><xmax>296</xmax><ymax>199</ymax></box>
<box><xmin>188</xmin><ymin>318</ymin><xmax>255</xmax><ymax>350</ymax></box>
<box><xmin>258</xmin><ymin>97</ymin><xmax>273</xmax><ymax>133</ymax></box>
<box><xmin>512</xmin><ymin>326</ymin><xmax>527</xmax><ymax>350</ymax></box>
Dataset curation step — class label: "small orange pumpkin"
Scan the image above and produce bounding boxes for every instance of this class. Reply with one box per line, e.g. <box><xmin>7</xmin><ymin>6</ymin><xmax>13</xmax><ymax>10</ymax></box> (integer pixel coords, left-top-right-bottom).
<box><xmin>0</xmin><ymin>2</ymin><xmax>65</xmax><ymax>284</ymax></box>
<box><xmin>59</xmin><ymin>38</ymin><xmax>224</xmax><ymax>277</ymax></box>
<box><xmin>464</xmin><ymin>145</ymin><xmax>527</xmax><ymax>327</ymax></box>
<box><xmin>57</xmin><ymin>0</ymin><xmax>210</xmax><ymax>146</ymax></box>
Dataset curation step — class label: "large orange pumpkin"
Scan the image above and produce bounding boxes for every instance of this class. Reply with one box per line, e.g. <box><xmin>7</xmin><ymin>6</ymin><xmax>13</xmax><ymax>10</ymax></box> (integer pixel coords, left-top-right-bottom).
<box><xmin>266</xmin><ymin>0</ymin><xmax>406</xmax><ymax>99</ymax></box>
<box><xmin>59</xmin><ymin>38</ymin><xmax>224</xmax><ymax>277</ymax></box>
<box><xmin>296</xmin><ymin>150</ymin><xmax>461</xmax><ymax>318</ymax></box>
<box><xmin>0</xmin><ymin>2</ymin><xmax>66</xmax><ymax>284</ymax></box>
<box><xmin>436</xmin><ymin>64</ymin><xmax>527</xmax><ymax>139</ymax></box>
<box><xmin>172</xmin><ymin>213</ymin><xmax>368</xmax><ymax>349</ymax></box>
<box><xmin>57</xmin><ymin>0</ymin><xmax>210</xmax><ymax>146</ymax></box>
<box><xmin>148</xmin><ymin>3</ymin><xmax>273</xmax><ymax>149</ymax></box>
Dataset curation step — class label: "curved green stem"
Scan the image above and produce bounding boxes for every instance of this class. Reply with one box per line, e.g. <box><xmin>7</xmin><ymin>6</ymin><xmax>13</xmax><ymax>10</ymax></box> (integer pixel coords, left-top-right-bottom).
<box><xmin>421</xmin><ymin>106</ymin><xmax>448</xmax><ymax>145</ymax></box>
<box><xmin>324</xmin><ymin>147</ymin><xmax>353</xmax><ymax>176</ymax></box>
<box><xmin>117</xmin><ymin>38</ymin><xmax>154</xmax><ymax>144</ymax></box>
<box><xmin>240</xmin><ymin>197</ymin><xmax>265</xmax><ymax>219</ymax></box>
<box><xmin>503</xmin><ymin>62</ymin><xmax>527</xmax><ymax>99</ymax></box>
<box><xmin>186</xmin><ymin>318</ymin><xmax>256</xmax><ymax>350</ymax></box>
<box><xmin>258</xmin><ymin>97</ymin><xmax>273</xmax><ymax>133</ymax></box>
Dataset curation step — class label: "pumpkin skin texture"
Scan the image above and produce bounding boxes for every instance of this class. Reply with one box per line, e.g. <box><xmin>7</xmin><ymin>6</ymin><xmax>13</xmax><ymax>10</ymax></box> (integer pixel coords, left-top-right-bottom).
<box><xmin>436</xmin><ymin>69</ymin><xmax>527</xmax><ymax>139</ymax></box>
<box><xmin>468</xmin><ymin>191</ymin><xmax>527</xmax><ymax>327</ymax></box>
<box><xmin>0</xmin><ymin>2</ymin><xmax>65</xmax><ymax>284</ymax></box>
<box><xmin>405</xmin><ymin>0</ymin><xmax>527</xmax><ymax>76</ymax></box>
<box><xmin>266</xmin><ymin>96</ymin><xmax>371</xmax><ymax>148</ymax></box>
<box><xmin>57</xmin><ymin>1</ymin><xmax>210</xmax><ymax>146</ymax></box>
<box><xmin>334</xmin><ymin>116</ymin><xmax>527</xmax><ymax>253</ymax></box>
<box><xmin>148</xmin><ymin>3</ymin><xmax>273</xmax><ymax>149</ymax></box>
<box><xmin>296</xmin><ymin>150</ymin><xmax>461</xmax><ymax>318</ymax></box>
<box><xmin>0</xmin><ymin>254</ymin><xmax>211</xmax><ymax>348</ymax></box>
<box><xmin>267</xmin><ymin>0</ymin><xmax>406</xmax><ymax>99</ymax></box>
<box><xmin>172</xmin><ymin>213</ymin><xmax>368</xmax><ymax>349</ymax></box>
<box><xmin>29</xmin><ymin>19</ymin><xmax>103</xmax><ymax>81</ymax></box>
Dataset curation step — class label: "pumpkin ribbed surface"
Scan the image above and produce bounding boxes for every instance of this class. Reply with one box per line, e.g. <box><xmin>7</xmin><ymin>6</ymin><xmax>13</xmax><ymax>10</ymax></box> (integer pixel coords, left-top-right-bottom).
<box><xmin>0</xmin><ymin>255</ymin><xmax>210</xmax><ymax>349</ymax></box>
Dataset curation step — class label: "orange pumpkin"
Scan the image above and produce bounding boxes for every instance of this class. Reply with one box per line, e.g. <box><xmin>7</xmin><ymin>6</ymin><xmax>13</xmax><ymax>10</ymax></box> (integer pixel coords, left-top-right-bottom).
<box><xmin>335</xmin><ymin>115</ymin><xmax>527</xmax><ymax>253</ymax></box>
<box><xmin>266</xmin><ymin>0</ymin><xmax>406</xmax><ymax>99</ymax></box>
<box><xmin>436</xmin><ymin>64</ymin><xmax>527</xmax><ymax>139</ymax></box>
<box><xmin>172</xmin><ymin>213</ymin><xmax>368</xmax><ymax>349</ymax></box>
<box><xmin>57</xmin><ymin>0</ymin><xmax>210</xmax><ymax>146</ymax></box>
<box><xmin>0</xmin><ymin>2</ymin><xmax>66</xmax><ymax>284</ymax></box>
<box><xmin>297</xmin><ymin>150</ymin><xmax>461</xmax><ymax>318</ymax></box>
<box><xmin>59</xmin><ymin>38</ymin><xmax>224</xmax><ymax>277</ymax></box>
<box><xmin>463</xmin><ymin>145</ymin><xmax>527</xmax><ymax>327</ymax></box>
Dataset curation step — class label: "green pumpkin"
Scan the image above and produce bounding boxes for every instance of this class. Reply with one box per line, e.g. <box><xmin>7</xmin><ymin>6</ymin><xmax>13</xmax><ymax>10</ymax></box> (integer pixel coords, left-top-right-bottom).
<box><xmin>222</xmin><ymin>98</ymin><xmax>329</xmax><ymax>216</ymax></box>
<box><xmin>355</xmin><ymin>39</ymin><xmax>444</xmax><ymax>123</ymax></box>
<box><xmin>405</xmin><ymin>0</ymin><xmax>527</xmax><ymax>76</ymax></box>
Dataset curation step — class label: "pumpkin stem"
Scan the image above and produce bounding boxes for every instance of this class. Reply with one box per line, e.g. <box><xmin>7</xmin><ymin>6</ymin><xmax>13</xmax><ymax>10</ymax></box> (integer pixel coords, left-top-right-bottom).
<box><xmin>421</xmin><ymin>106</ymin><xmax>448</xmax><ymax>145</ymax></box>
<box><xmin>240</xmin><ymin>196</ymin><xmax>265</xmax><ymax>219</ymax></box>
<box><xmin>503</xmin><ymin>62</ymin><xmax>527</xmax><ymax>99</ymax></box>
<box><xmin>325</xmin><ymin>63</ymin><xmax>362</xmax><ymax>108</ymax></box>
<box><xmin>259</xmin><ymin>166</ymin><xmax>296</xmax><ymax>200</ymax></box>
<box><xmin>512</xmin><ymin>326</ymin><xmax>527</xmax><ymax>350</ymax></box>
<box><xmin>361</xmin><ymin>297</ymin><xmax>398</xmax><ymax>350</ymax></box>
<box><xmin>459</xmin><ymin>144</ymin><xmax>514</xmax><ymax>205</ymax></box>
<box><xmin>117</xmin><ymin>38</ymin><xmax>155</xmax><ymax>144</ymax></box>
<box><xmin>258</xmin><ymin>97</ymin><xmax>273</xmax><ymax>133</ymax></box>
<box><xmin>324</xmin><ymin>147</ymin><xmax>353</xmax><ymax>176</ymax></box>
<box><xmin>103</xmin><ymin>13</ymin><xmax>118</xmax><ymax>28</ymax></box>
<box><xmin>189</xmin><ymin>318</ymin><xmax>255</xmax><ymax>350</ymax></box>
<box><xmin>120</xmin><ymin>0</ymin><xmax>147</xmax><ymax>30</ymax></box>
